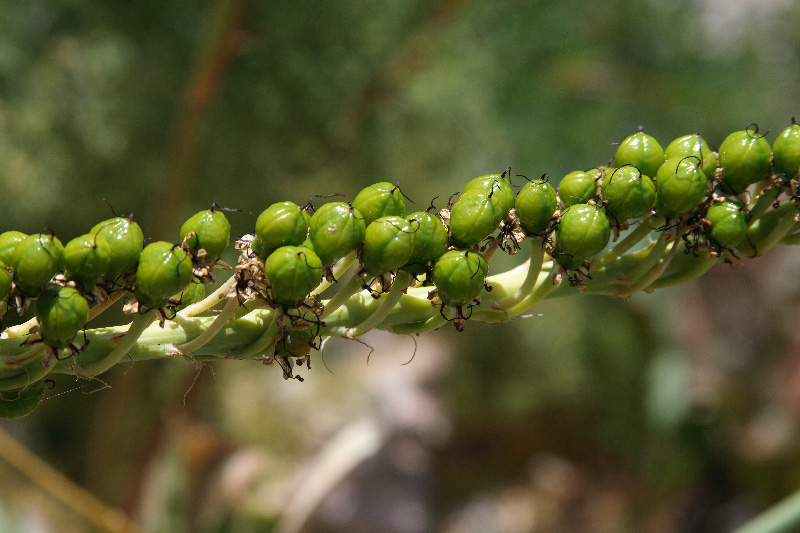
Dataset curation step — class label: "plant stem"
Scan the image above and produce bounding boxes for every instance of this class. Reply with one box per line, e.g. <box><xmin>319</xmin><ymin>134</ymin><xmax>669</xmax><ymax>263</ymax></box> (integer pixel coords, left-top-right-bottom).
<box><xmin>734</xmin><ymin>488</ymin><xmax>800</xmax><ymax>533</ymax></box>
<box><xmin>174</xmin><ymin>297</ymin><xmax>239</xmax><ymax>355</ymax></box>
<box><xmin>76</xmin><ymin>311</ymin><xmax>156</xmax><ymax>377</ymax></box>
<box><xmin>499</xmin><ymin>237</ymin><xmax>545</xmax><ymax>308</ymax></box>
<box><xmin>594</xmin><ymin>218</ymin><xmax>654</xmax><ymax>268</ymax></box>
<box><xmin>179</xmin><ymin>275</ymin><xmax>237</xmax><ymax>317</ymax></box>
<box><xmin>343</xmin><ymin>271</ymin><xmax>413</xmax><ymax>338</ymax></box>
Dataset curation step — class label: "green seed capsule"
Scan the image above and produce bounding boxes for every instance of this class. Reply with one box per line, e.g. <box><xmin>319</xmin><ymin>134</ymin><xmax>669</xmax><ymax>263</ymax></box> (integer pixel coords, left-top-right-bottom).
<box><xmin>404</xmin><ymin>211</ymin><xmax>449</xmax><ymax>271</ymax></box>
<box><xmin>706</xmin><ymin>201</ymin><xmax>749</xmax><ymax>248</ymax></box>
<box><xmin>773</xmin><ymin>120</ymin><xmax>800</xmax><ymax>178</ymax></box>
<box><xmin>558</xmin><ymin>170</ymin><xmax>599</xmax><ymax>207</ymax></box>
<box><xmin>64</xmin><ymin>234</ymin><xmax>112</xmax><ymax>292</ymax></box>
<box><xmin>718</xmin><ymin>128</ymin><xmax>772</xmax><ymax>194</ymax></box>
<box><xmin>308</xmin><ymin>202</ymin><xmax>366</xmax><ymax>266</ymax></box>
<box><xmin>251</xmin><ymin>202</ymin><xmax>311</xmax><ymax>260</ymax></box>
<box><xmin>0</xmin><ymin>266</ymin><xmax>12</xmax><ymax>302</ymax></box>
<box><xmin>449</xmin><ymin>191</ymin><xmax>502</xmax><ymax>246</ymax></box>
<box><xmin>10</xmin><ymin>234</ymin><xmax>65</xmax><ymax>297</ymax></box>
<box><xmin>463</xmin><ymin>174</ymin><xmax>515</xmax><ymax>220</ymax></box>
<box><xmin>180</xmin><ymin>208</ymin><xmax>231</xmax><ymax>260</ymax></box>
<box><xmin>352</xmin><ymin>182</ymin><xmax>406</xmax><ymax>224</ymax></box>
<box><xmin>602</xmin><ymin>166</ymin><xmax>656</xmax><ymax>221</ymax></box>
<box><xmin>177</xmin><ymin>278</ymin><xmax>205</xmax><ymax>310</ymax></box>
<box><xmin>35</xmin><ymin>285</ymin><xmax>90</xmax><ymax>350</ymax></box>
<box><xmin>362</xmin><ymin>216</ymin><xmax>416</xmax><ymax>277</ymax></box>
<box><xmin>0</xmin><ymin>380</ymin><xmax>46</xmax><ymax>420</ymax></box>
<box><xmin>554</xmin><ymin>204</ymin><xmax>611</xmax><ymax>270</ymax></box>
<box><xmin>264</xmin><ymin>245</ymin><xmax>322</xmax><ymax>307</ymax></box>
<box><xmin>654</xmin><ymin>157</ymin><xmax>708</xmax><ymax>219</ymax></box>
<box><xmin>665</xmin><ymin>134</ymin><xmax>718</xmax><ymax>181</ymax></box>
<box><xmin>134</xmin><ymin>242</ymin><xmax>193</xmax><ymax>310</ymax></box>
<box><xmin>0</xmin><ymin>231</ymin><xmax>27</xmax><ymax>265</ymax></box>
<box><xmin>432</xmin><ymin>249</ymin><xmax>488</xmax><ymax>307</ymax></box>
<box><xmin>614</xmin><ymin>131</ymin><xmax>666</xmax><ymax>178</ymax></box>
<box><xmin>90</xmin><ymin>217</ymin><xmax>145</xmax><ymax>277</ymax></box>
<box><xmin>515</xmin><ymin>179</ymin><xmax>558</xmax><ymax>234</ymax></box>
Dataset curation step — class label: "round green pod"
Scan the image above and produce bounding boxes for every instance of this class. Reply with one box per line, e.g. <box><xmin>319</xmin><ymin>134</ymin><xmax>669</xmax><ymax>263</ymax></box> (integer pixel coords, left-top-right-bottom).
<box><xmin>602</xmin><ymin>166</ymin><xmax>656</xmax><ymax>221</ymax></box>
<box><xmin>10</xmin><ymin>233</ymin><xmax>65</xmax><ymax>297</ymax></box>
<box><xmin>515</xmin><ymin>179</ymin><xmax>558</xmax><ymax>234</ymax></box>
<box><xmin>64</xmin><ymin>234</ymin><xmax>112</xmax><ymax>292</ymax></box>
<box><xmin>180</xmin><ymin>208</ymin><xmax>231</xmax><ymax>260</ymax></box>
<box><xmin>134</xmin><ymin>241</ymin><xmax>194</xmax><ymax>310</ymax></box>
<box><xmin>449</xmin><ymin>191</ymin><xmax>502</xmax><ymax>247</ymax></box>
<box><xmin>773</xmin><ymin>120</ymin><xmax>800</xmax><ymax>178</ymax></box>
<box><xmin>0</xmin><ymin>266</ymin><xmax>12</xmax><ymax>302</ymax></box>
<box><xmin>308</xmin><ymin>202</ymin><xmax>366</xmax><ymax>266</ymax></box>
<box><xmin>554</xmin><ymin>204</ymin><xmax>611</xmax><ymax>270</ymax></box>
<box><xmin>654</xmin><ymin>157</ymin><xmax>708</xmax><ymax>219</ymax></box>
<box><xmin>251</xmin><ymin>201</ymin><xmax>311</xmax><ymax>260</ymax></box>
<box><xmin>432</xmin><ymin>249</ymin><xmax>489</xmax><ymax>307</ymax></box>
<box><xmin>35</xmin><ymin>285</ymin><xmax>90</xmax><ymax>350</ymax></box>
<box><xmin>706</xmin><ymin>201</ymin><xmax>749</xmax><ymax>248</ymax></box>
<box><xmin>665</xmin><ymin>134</ymin><xmax>718</xmax><ymax>181</ymax></box>
<box><xmin>404</xmin><ymin>211</ymin><xmax>449</xmax><ymax>269</ymax></box>
<box><xmin>614</xmin><ymin>131</ymin><xmax>666</xmax><ymax>178</ymax></box>
<box><xmin>361</xmin><ymin>216</ymin><xmax>415</xmax><ymax>277</ymax></box>
<box><xmin>90</xmin><ymin>217</ymin><xmax>145</xmax><ymax>277</ymax></box>
<box><xmin>463</xmin><ymin>174</ymin><xmax>515</xmax><ymax>220</ymax></box>
<box><xmin>264</xmin><ymin>245</ymin><xmax>322</xmax><ymax>307</ymax></box>
<box><xmin>558</xmin><ymin>170</ymin><xmax>599</xmax><ymax>207</ymax></box>
<box><xmin>0</xmin><ymin>380</ymin><xmax>46</xmax><ymax>420</ymax></box>
<box><xmin>352</xmin><ymin>182</ymin><xmax>406</xmax><ymax>224</ymax></box>
<box><xmin>718</xmin><ymin>128</ymin><xmax>772</xmax><ymax>194</ymax></box>
<box><xmin>0</xmin><ymin>231</ymin><xmax>27</xmax><ymax>265</ymax></box>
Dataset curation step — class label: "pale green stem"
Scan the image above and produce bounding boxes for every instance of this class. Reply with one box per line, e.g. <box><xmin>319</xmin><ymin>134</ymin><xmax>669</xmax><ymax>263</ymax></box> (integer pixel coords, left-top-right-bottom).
<box><xmin>734</xmin><ymin>487</ymin><xmax>800</xmax><ymax>533</ymax></box>
<box><xmin>748</xmin><ymin>188</ymin><xmax>781</xmax><ymax>223</ymax></box>
<box><xmin>0</xmin><ymin>349</ymin><xmax>56</xmax><ymax>392</ymax></box>
<box><xmin>499</xmin><ymin>238</ymin><xmax>545</xmax><ymax>308</ymax></box>
<box><xmin>594</xmin><ymin>218</ymin><xmax>654</xmax><ymax>268</ymax></box>
<box><xmin>179</xmin><ymin>275</ymin><xmax>237</xmax><ymax>317</ymax></box>
<box><xmin>611</xmin><ymin>235</ymin><xmax>668</xmax><ymax>295</ymax></box>
<box><xmin>1</xmin><ymin>343</ymin><xmax>46</xmax><ymax>368</ymax></box>
<box><xmin>174</xmin><ymin>297</ymin><xmax>239</xmax><ymax>355</ymax></box>
<box><xmin>320</xmin><ymin>269</ymin><xmax>366</xmax><ymax>319</ymax></box>
<box><xmin>758</xmin><ymin>212</ymin><xmax>799</xmax><ymax>254</ymax></box>
<box><xmin>343</xmin><ymin>271</ymin><xmax>414</xmax><ymax>338</ymax></box>
<box><xmin>503</xmin><ymin>270</ymin><xmax>560</xmax><ymax>318</ymax></box>
<box><xmin>87</xmin><ymin>290</ymin><xmax>127</xmax><ymax>321</ymax></box>
<box><xmin>311</xmin><ymin>250</ymin><xmax>357</xmax><ymax>296</ymax></box>
<box><xmin>76</xmin><ymin>311</ymin><xmax>156</xmax><ymax>377</ymax></box>
<box><xmin>617</xmin><ymin>237</ymin><xmax>678</xmax><ymax>297</ymax></box>
<box><xmin>234</xmin><ymin>311</ymin><xmax>279</xmax><ymax>359</ymax></box>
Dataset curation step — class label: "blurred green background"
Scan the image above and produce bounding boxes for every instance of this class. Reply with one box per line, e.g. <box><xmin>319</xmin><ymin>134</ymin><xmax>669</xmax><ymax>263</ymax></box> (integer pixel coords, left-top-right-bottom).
<box><xmin>2</xmin><ymin>0</ymin><xmax>800</xmax><ymax>531</ymax></box>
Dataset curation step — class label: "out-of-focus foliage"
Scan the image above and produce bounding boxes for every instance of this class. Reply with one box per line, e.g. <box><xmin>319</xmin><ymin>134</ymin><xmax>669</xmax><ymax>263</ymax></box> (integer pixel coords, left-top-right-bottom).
<box><xmin>1</xmin><ymin>0</ymin><xmax>800</xmax><ymax>531</ymax></box>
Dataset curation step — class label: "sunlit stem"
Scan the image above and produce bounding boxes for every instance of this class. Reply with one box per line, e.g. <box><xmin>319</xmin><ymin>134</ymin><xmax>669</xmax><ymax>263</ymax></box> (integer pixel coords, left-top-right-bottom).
<box><xmin>499</xmin><ymin>237</ymin><xmax>545</xmax><ymax>308</ymax></box>
<box><xmin>595</xmin><ymin>218</ymin><xmax>654</xmax><ymax>268</ymax></box>
<box><xmin>235</xmin><ymin>312</ymin><xmax>279</xmax><ymax>359</ymax></box>
<box><xmin>311</xmin><ymin>250</ymin><xmax>357</xmax><ymax>296</ymax></box>
<box><xmin>1</xmin><ymin>343</ymin><xmax>46</xmax><ymax>368</ymax></box>
<box><xmin>617</xmin><ymin>237</ymin><xmax>678</xmax><ymax>297</ymax></box>
<box><xmin>77</xmin><ymin>311</ymin><xmax>156</xmax><ymax>377</ymax></box>
<box><xmin>504</xmin><ymin>270</ymin><xmax>561</xmax><ymax>318</ymax></box>
<box><xmin>0</xmin><ymin>347</ymin><xmax>56</xmax><ymax>392</ymax></box>
<box><xmin>748</xmin><ymin>187</ymin><xmax>781</xmax><ymax>222</ymax></box>
<box><xmin>174</xmin><ymin>297</ymin><xmax>239</xmax><ymax>355</ymax></box>
<box><xmin>343</xmin><ymin>271</ymin><xmax>414</xmax><ymax>338</ymax></box>
<box><xmin>320</xmin><ymin>269</ymin><xmax>365</xmax><ymax>319</ymax></box>
<box><xmin>87</xmin><ymin>290</ymin><xmax>127</xmax><ymax>322</ymax></box>
<box><xmin>179</xmin><ymin>275</ymin><xmax>237</xmax><ymax>317</ymax></box>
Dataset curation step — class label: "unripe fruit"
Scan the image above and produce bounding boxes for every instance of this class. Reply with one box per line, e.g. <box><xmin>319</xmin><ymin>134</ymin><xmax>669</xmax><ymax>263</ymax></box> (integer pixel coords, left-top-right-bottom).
<box><xmin>308</xmin><ymin>202</ymin><xmax>366</xmax><ymax>266</ymax></box>
<box><xmin>773</xmin><ymin>120</ymin><xmax>800</xmax><ymax>178</ymax></box>
<box><xmin>64</xmin><ymin>234</ymin><xmax>112</xmax><ymax>292</ymax></box>
<box><xmin>0</xmin><ymin>266</ymin><xmax>12</xmax><ymax>302</ymax></box>
<box><xmin>515</xmin><ymin>179</ymin><xmax>558</xmax><ymax>234</ymax></box>
<box><xmin>134</xmin><ymin>242</ymin><xmax>193</xmax><ymax>310</ymax></box>
<box><xmin>35</xmin><ymin>285</ymin><xmax>90</xmax><ymax>350</ymax></box>
<box><xmin>90</xmin><ymin>217</ymin><xmax>145</xmax><ymax>277</ymax></box>
<box><xmin>614</xmin><ymin>131</ymin><xmax>665</xmax><ymax>178</ymax></box>
<box><xmin>554</xmin><ymin>204</ymin><xmax>611</xmax><ymax>270</ymax></box>
<box><xmin>180</xmin><ymin>208</ymin><xmax>231</xmax><ymax>260</ymax></box>
<box><xmin>602</xmin><ymin>166</ymin><xmax>656</xmax><ymax>221</ymax></box>
<box><xmin>665</xmin><ymin>134</ymin><xmax>718</xmax><ymax>181</ymax></box>
<box><xmin>362</xmin><ymin>216</ymin><xmax>415</xmax><ymax>276</ymax></box>
<box><xmin>252</xmin><ymin>202</ymin><xmax>311</xmax><ymax>259</ymax></box>
<box><xmin>0</xmin><ymin>231</ymin><xmax>27</xmax><ymax>265</ymax></box>
<box><xmin>706</xmin><ymin>201</ymin><xmax>749</xmax><ymax>248</ymax></box>
<box><xmin>449</xmin><ymin>191</ymin><xmax>502</xmax><ymax>246</ymax></box>
<box><xmin>432</xmin><ymin>249</ymin><xmax>489</xmax><ymax>307</ymax></box>
<box><xmin>558</xmin><ymin>170</ymin><xmax>598</xmax><ymax>207</ymax></box>
<box><xmin>264</xmin><ymin>245</ymin><xmax>322</xmax><ymax>307</ymax></box>
<box><xmin>718</xmin><ymin>128</ymin><xmax>772</xmax><ymax>194</ymax></box>
<box><xmin>405</xmin><ymin>211</ymin><xmax>449</xmax><ymax>271</ymax></box>
<box><xmin>10</xmin><ymin>234</ymin><xmax>65</xmax><ymax>297</ymax></box>
<box><xmin>463</xmin><ymin>174</ymin><xmax>515</xmax><ymax>220</ymax></box>
<box><xmin>352</xmin><ymin>182</ymin><xmax>405</xmax><ymax>224</ymax></box>
<box><xmin>0</xmin><ymin>380</ymin><xmax>46</xmax><ymax>419</ymax></box>
<box><xmin>654</xmin><ymin>157</ymin><xmax>708</xmax><ymax>219</ymax></box>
